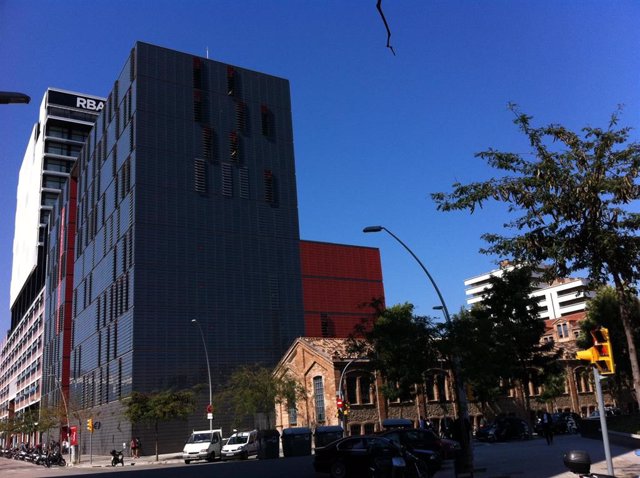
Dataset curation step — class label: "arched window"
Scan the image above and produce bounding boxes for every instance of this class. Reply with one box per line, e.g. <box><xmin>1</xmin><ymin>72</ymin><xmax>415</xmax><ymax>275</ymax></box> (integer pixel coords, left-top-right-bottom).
<box><xmin>313</xmin><ymin>376</ymin><xmax>325</xmax><ymax>422</ymax></box>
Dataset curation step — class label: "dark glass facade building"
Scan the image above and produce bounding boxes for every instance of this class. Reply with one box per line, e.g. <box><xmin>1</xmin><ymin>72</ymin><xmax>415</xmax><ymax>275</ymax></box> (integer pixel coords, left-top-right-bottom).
<box><xmin>45</xmin><ymin>42</ymin><xmax>305</xmax><ymax>453</ymax></box>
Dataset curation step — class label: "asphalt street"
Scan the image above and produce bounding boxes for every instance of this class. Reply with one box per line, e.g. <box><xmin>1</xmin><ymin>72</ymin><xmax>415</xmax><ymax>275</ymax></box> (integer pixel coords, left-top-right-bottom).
<box><xmin>1</xmin><ymin>434</ymin><xmax>639</xmax><ymax>478</ymax></box>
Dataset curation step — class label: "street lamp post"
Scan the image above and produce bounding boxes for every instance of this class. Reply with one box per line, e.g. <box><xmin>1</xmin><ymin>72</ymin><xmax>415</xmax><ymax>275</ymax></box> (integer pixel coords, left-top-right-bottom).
<box><xmin>363</xmin><ymin>225</ymin><xmax>473</xmax><ymax>472</ymax></box>
<box><xmin>337</xmin><ymin>359</ymin><xmax>358</xmax><ymax>432</ymax></box>
<box><xmin>191</xmin><ymin>319</ymin><xmax>213</xmax><ymax>431</ymax></box>
<box><xmin>45</xmin><ymin>374</ymin><xmax>71</xmax><ymax>466</ymax></box>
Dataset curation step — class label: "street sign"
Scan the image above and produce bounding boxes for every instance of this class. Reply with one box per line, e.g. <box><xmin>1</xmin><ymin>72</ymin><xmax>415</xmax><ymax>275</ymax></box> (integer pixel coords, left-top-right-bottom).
<box><xmin>207</xmin><ymin>413</ymin><xmax>213</xmax><ymax>420</ymax></box>
<box><xmin>94</xmin><ymin>421</ymin><xmax>101</xmax><ymax>430</ymax></box>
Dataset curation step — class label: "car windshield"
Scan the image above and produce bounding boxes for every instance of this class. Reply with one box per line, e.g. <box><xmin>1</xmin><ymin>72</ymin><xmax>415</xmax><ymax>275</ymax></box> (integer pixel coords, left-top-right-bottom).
<box><xmin>187</xmin><ymin>433</ymin><xmax>212</xmax><ymax>443</ymax></box>
<box><xmin>227</xmin><ymin>435</ymin><xmax>248</xmax><ymax>445</ymax></box>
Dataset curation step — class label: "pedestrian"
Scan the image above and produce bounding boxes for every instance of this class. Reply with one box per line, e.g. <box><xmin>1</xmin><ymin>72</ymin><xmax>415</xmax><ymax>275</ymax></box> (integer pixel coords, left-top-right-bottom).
<box><xmin>419</xmin><ymin>415</ymin><xmax>427</xmax><ymax>429</ymax></box>
<box><xmin>542</xmin><ymin>411</ymin><xmax>554</xmax><ymax>445</ymax></box>
<box><xmin>135</xmin><ymin>437</ymin><xmax>141</xmax><ymax>457</ymax></box>
<box><xmin>130</xmin><ymin>437</ymin><xmax>138</xmax><ymax>458</ymax></box>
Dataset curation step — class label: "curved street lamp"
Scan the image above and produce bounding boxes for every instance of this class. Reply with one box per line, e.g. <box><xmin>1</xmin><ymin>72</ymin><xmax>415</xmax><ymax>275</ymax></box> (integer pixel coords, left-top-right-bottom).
<box><xmin>363</xmin><ymin>225</ymin><xmax>473</xmax><ymax>472</ymax></box>
<box><xmin>44</xmin><ymin>374</ymin><xmax>71</xmax><ymax>465</ymax></box>
<box><xmin>191</xmin><ymin>319</ymin><xmax>213</xmax><ymax>431</ymax></box>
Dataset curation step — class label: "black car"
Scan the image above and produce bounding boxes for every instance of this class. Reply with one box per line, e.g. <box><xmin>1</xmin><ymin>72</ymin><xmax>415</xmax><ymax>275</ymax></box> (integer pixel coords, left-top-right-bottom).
<box><xmin>377</xmin><ymin>428</ymin><xmax>446</xmax><ymax>469</ymax></box>
<box><xmin>475</xmin><ymin>417</ymin><xmax>531</xmax><ymax>442</ymax></box>
<box><xmin>313</xmin><ymin>435</ymin><xmax>432</xmax><ymax>478</ymax></box>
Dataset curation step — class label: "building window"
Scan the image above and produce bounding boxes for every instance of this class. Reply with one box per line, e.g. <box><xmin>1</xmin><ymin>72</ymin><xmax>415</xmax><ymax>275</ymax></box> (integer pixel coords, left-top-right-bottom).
<box><xmin>260</xmin><ymin>105</ymin><xmax>271</xmax><ymax>136</ymax></box>
<box><xmin>222</xmin><ymin>164</ymin><xmax>233</xmax><ymax>197</ymax></box>
<box><xmin>556</xmin><ymin>322</ymin><xmax>569</xmax><ymax>339</ymax></box>
<box><xmin>349</xmin><ymin>424</ymin><xmax>361</xmax><ymax>436</ymax></box>
<box><xmin>320</xmin><ymin>313</ymin><xmax>330</xmax><ymax>337</ymax></box>
<box><xmin>194</xmin><ymin>159</ymin><xmax>207</xmax><ymax>193</ymax></box>
<box><xmin>264</xmin><ymin>170</ymin><xmax>276</xmax><ymax>204</ymax></box>
<box><xmin>227</xmin><ymin>66</ymin><xmax>235</xmax><ymax>96</ymax></box>
<box><xmin>313</xmin><ymin>376</ymin><xmax>325</xmax><ymax>422</ymax></box>
<box><xmin>363</xmin><ymin>423</ymin><xmax>376</xmax><ymax>434</ymax></box>
<box><xmin>288</xmin><ymin>402</ymin><xmax>297</xmax><ymax>426</ymax></box>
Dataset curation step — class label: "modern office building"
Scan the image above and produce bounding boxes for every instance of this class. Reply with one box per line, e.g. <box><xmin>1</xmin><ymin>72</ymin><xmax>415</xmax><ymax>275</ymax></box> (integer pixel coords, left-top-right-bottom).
<box><xmin>43</xmin><ymin>42</ymin><xmax>306</xmax><ymax>453</ymax></box>
<box><xmin>464</xmin><ymin>265</ymin><xmax>594</xmax><ymax>320</ymax></box>
<box><xmin>0</xmin><ymin>89</ymin><xmax>103</xmax><ymax>447</ymax></box>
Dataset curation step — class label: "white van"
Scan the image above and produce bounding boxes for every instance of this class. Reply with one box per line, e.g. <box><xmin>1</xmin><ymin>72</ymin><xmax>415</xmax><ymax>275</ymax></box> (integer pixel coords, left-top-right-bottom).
<box><xmin>221</xmin><ymin>430</ymin><xmax>258</xmax><ymax>460</ymax></box>
<box><xmin>182</xmin><ymin>429</ymin><xmax>223</xmax><ymax>464</ymax></box>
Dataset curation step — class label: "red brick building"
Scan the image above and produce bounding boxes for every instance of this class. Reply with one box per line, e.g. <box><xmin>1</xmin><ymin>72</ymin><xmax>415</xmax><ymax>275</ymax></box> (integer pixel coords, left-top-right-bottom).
<box><xmin>300</xmin><ymin>240</ymin><xmax>384</xmax><ymax>338</ymax></box>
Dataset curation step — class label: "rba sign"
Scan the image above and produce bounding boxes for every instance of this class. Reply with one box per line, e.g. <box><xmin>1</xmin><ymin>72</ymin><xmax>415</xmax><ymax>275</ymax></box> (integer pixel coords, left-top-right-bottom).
<box><xmin>76</xmin><ymin>97</ymin><xmax>105</xmax><ymax>111</ymax></box>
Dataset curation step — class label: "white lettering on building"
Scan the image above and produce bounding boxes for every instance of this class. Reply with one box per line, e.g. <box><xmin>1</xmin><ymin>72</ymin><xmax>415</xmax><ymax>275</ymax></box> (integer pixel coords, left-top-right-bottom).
<box><xmin>76</xmin><ymin>97</ymin><xmax>105</xmax><ymax>111</ymax></box>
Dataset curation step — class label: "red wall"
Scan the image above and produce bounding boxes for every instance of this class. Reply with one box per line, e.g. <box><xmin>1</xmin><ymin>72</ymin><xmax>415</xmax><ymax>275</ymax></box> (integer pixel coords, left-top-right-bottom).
<box><xmin>300</xmin><ymin>240</ymin><xmax>385</xmax><ymax>337</ymax></box>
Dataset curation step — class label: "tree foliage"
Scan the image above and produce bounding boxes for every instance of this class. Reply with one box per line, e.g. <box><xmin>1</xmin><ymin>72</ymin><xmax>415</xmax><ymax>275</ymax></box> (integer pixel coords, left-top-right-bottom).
<box><xmin>122</xmin><ymin>389</ymin><xmax>195</xmax><ymax>460</ymax></box>
<box><xmin>350</xmin><ymin>302</ymin><xmax>440</xmax><ymax>401</ymax></box>
<box><xmin>432</xmin><ymin>105</ymin><xmax>640</xmax><ymax>409</ymax></box>
<box><xmin>579</xmin><ymin>286</ymin><xmax>640</xmax><ymax>398</ymax></box>
<box><xmin>215</xmin><ymin>365</ymin><xmax>306</xmax><ymax>429</ymax></box>
<box><xmin>447</xmin><ymin>266</ymin><xmax>561</xmax><ymax>415</ymax></box>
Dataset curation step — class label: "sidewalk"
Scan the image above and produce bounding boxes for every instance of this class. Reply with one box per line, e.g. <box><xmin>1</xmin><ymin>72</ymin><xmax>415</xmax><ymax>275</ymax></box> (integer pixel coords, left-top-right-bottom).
<box><xmin>72</xmin><ymin>451</ymin><xmax>183</xmax><ymax>468</ymax></box>
<box><xmin>437</xmin><ymin>434</ymin><xmax>640</xmax><ymax>478</ymax></box>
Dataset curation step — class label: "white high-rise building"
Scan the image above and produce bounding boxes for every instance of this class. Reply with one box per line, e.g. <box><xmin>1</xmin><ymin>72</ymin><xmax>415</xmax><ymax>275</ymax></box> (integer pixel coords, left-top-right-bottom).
<box><xmin>464</xmin><ymin>264</ymin><xmax>594</xmax><ymax>320</ymax></box>
<box><xmin>0</xmin><ymin>88</ymin><xmax>103</xmax><ymax>447</ymax></box>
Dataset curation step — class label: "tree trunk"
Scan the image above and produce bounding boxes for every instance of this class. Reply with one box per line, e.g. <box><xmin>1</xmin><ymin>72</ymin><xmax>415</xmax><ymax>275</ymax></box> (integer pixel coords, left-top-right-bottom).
<box><xmin>614</xmin><ymin>282</ymin><xmax>640</xmax><ymax>411</ymax></box>
<box><xmin>154</xmin><ymin>420</ymin><xmax>159</xmax><ymax>461</ymax></box>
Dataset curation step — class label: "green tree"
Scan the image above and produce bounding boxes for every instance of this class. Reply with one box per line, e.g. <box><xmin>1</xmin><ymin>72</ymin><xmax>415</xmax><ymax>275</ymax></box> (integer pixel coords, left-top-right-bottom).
<box><xmin>537</xmin><ymin>371</ymin><xmax>568</xmax><ymax>408</ymax></box>
<box><xmin>578</xmin><ymin>286</ymin><xmax>640</xmax><ymax>402</ymax></box>
<box><xmin>432</xmin><ymin>106</ymin><xmax>640</xmax><ymax>409</ymax></box>
<box><xmin>122</xmin><ymin>389</ymin><xmax>196</xmax><ymax>461</ymax></box>
<box><xmin>449</xmin><ymin>267</ymin><xmax>561</xmax><ymax>417</ymax></box>
<box><xmin>350</xmin><ymin>302</ymin><xmax>440</xmax><ymax>402</ymax></box>
<box><xmin>215</xmin><ymin>365</ymin><xmax>306</xmax><ymax>429</ymax></box>
<box><xmin>442</xmin><ymin>308</ymin><xmax>503</xmax><ymax>411</ymax></box>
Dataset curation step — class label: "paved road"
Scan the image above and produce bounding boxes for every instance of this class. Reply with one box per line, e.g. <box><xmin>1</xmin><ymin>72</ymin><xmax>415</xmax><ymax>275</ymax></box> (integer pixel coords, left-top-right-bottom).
<box><xmin>2</xmin><ymin>434</ymin><xmax>639</xmax><ymax>478</ymax></box>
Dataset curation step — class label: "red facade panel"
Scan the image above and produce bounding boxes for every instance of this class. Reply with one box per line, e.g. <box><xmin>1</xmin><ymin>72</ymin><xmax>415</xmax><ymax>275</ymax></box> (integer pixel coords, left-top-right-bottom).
<box><xmin>300</xmin><ymin>240</ymin><xmax>385</xmax><ymax>338</ymax></box>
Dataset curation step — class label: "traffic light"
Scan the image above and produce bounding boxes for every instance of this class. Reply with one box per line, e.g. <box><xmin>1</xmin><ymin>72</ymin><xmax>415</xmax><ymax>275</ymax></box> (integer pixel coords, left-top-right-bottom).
<box><xmin>576</xmin><ymin>326</ymin><xmax>615</xmax><ymax>375</ymax></box>
<box><xmin>87</xmin><ymin>418</ymin><xmax>93</xmax><ymax>433</ymax></box>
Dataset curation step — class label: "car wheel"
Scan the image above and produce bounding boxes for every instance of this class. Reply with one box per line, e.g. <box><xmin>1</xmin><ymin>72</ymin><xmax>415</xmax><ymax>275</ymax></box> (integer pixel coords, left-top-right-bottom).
<box><xmin>206</xmin><ymin>453</ymin><xmax>214</xmax><ymax>462</ymax></box>
<box><xmin>330</xmin><ymin>460</ymin><xmax>347</xmax><ymax>478</ymax></box>
<box><xmin>184</xmin><ymin>460</ymin><xmax>190</xmax><ymax>464</ymax></box>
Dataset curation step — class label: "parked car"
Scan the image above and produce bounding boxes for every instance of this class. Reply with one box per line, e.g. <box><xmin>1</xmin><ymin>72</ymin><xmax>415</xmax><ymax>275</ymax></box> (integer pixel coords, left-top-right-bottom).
<box><xmin>221</xmin><ymin>430</ymin><xmax>258</xmax><ymax>460</ymax></box>
<box><xmin>378</xmin><ymin>427</ymin><xmax>456</xmax><ymax>462</ymax></box>
<box><xmin>313</xmin><ymin>435</ymin><xmax>432</xmax><ymax>478</ymax></box>
<box><xmin>588</xmin><ymin>407</ymin><xmax>622</xmax><ymax>419</ymax></box>
<box><xmin>182</xmin><ymin>429</ymin><xmax>223</xmax><ymax>464</ymax></box>
<box><xmin>475</xmin><ymin>417</ymin><xmax>531</xmax><ymax>442</ymax></box>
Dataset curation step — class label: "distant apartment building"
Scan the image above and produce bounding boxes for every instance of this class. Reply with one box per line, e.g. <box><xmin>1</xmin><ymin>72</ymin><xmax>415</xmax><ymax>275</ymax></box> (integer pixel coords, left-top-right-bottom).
<box><xmin>0</xmin><ymin>89</ymin><xmax>103</xmax><ymax>447</ymax></box>
<box><xmin>464</xmin><ymin>265</ymin><xmax>594</xmax><ymax>320</ymax></box>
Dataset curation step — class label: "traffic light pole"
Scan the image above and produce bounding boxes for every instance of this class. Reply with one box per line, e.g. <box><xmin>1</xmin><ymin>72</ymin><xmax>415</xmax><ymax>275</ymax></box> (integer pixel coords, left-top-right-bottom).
<box><xmin>593</xmin><ymin>367</ymin><xmax>614</xmax><ymax>476</ymax></box>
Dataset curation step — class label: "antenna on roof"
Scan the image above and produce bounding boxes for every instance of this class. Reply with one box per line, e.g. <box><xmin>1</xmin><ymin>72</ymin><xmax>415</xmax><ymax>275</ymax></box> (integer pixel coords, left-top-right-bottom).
<box><xmin>206</xmin><ymin>47</ymin><xmax>209</xmax><ymax>59</ymax></box>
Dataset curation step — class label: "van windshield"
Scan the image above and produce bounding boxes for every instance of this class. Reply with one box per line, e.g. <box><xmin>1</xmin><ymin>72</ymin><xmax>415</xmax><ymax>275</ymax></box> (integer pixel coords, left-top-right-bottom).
<box><xmin>187</xmin><ymin>433</ymin><xmax>212</xmax><ymax>443</ymax></box>
<box><xmin>227</xmin><ymin>435</ymin><xmax>248</xmax><ymax>445</ymax></box>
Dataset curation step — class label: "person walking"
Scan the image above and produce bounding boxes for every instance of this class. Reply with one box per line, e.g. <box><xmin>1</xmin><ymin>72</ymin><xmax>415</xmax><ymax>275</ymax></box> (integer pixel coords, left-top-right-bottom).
<box><xmin>542</xmin><ymin>411</ymin><xmax>554</xmax><ymax>445</ymax></box>
<box><xmin>130</xmin><ymin>437</ymin><xmax>138</xmax><ymax>458</ymax></box>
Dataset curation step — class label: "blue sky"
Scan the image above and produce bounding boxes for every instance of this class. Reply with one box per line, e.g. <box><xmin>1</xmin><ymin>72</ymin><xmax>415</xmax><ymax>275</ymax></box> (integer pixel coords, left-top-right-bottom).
<box><xmin>1</xmin><ymin>0</ymin><xmax>639</xmax><ymax>336</ymax></box>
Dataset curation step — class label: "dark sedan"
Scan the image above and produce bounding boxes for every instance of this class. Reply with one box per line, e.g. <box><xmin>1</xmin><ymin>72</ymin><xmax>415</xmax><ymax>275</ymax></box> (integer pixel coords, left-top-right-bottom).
<box><xmin>377</xmin><ymin>428</ymin><xmax>446</xmax><ymax>469</ymax></box>
<box><xmin>313</xmin><ymin>435</ymin><xmax>431</xmax><ymax>478</ymax></box>
<box><xmin>475</xmin><ymin>417</ymin><xmax>531</xmax><ymax>442</ymax></box>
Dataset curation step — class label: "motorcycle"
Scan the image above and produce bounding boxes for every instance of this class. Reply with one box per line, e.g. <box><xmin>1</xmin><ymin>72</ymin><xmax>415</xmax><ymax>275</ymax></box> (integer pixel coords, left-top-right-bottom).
<box><xmin>111</xmin><ymin>449</ymin><xmax>125</xmax><ymax>466</ymax></box>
